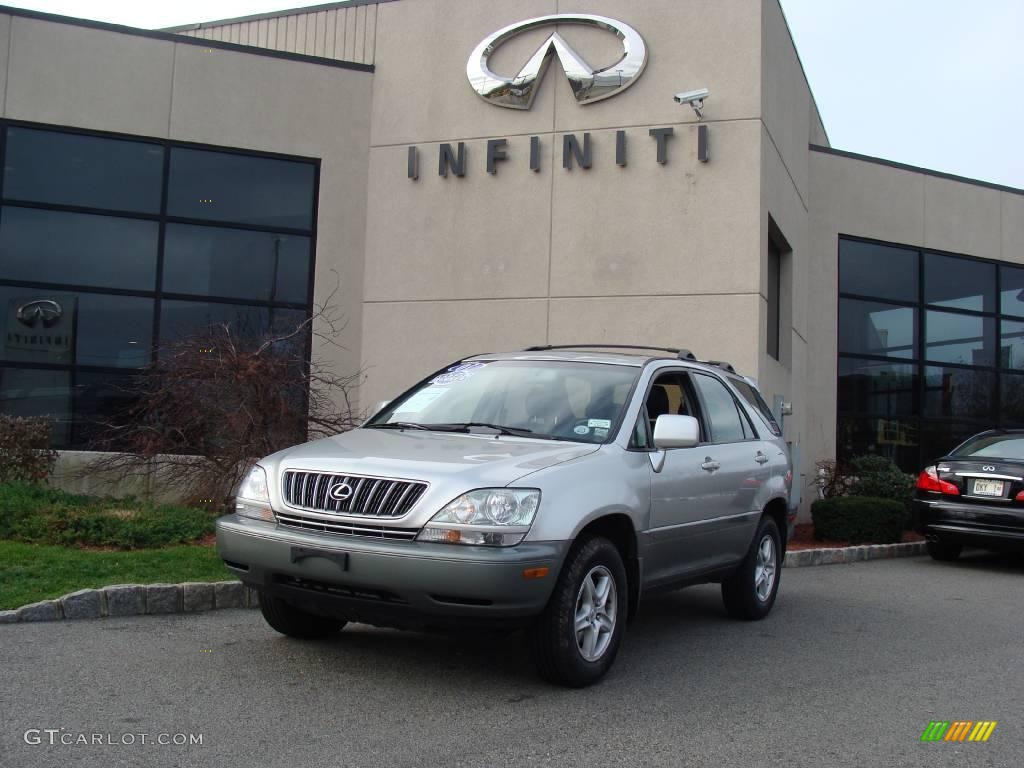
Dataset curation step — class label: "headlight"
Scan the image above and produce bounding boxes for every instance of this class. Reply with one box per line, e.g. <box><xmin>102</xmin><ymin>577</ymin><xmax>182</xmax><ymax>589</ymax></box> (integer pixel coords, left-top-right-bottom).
<box><xmin>417</xmin><ymin>488</ymin><xmax>540</xmax><ymax>546</ymax></box>
<box><xmin>236</xmin><ymin>465</ymin><xmax>273</xmax><ymax>521</ymax></box>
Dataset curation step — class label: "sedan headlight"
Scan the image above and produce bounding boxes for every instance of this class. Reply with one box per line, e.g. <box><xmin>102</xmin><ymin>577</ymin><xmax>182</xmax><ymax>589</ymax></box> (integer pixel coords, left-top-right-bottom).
<box><xmin>417</xmin><ymin>489</ymin><xmax>540</xmax><ymax>546</ymax></box>
<box><xmin>236</xmin><ymin>465</ymin><xmax>273</xmax><ymax>522</ymax></box>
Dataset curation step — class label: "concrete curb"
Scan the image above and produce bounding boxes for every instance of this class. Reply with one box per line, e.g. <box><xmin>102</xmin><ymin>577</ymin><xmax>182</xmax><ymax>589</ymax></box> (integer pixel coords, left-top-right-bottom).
<box><xmin>784</xmin><ymin>540</ymin><xmax>928</xmax><ymax>567</ymax></box>
<box><xmin>0</xmin><ymin>581</ymin><xmax>259</xmax><ymax>624</ymax></box>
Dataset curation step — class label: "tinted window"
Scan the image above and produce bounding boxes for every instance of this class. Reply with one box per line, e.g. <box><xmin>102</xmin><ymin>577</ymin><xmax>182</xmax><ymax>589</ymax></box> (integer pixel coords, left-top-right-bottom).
<box><xmin>999</xmin><ymin>265</ymin><xmax>1024</xmax><ymax>318</ymax></box>
<box><xmin>838</xmin><ymin>358</ymin><xmax>917</xmax><ymax>417</ymax></box>
<box><xmin>951</xmin><ymin>433</ymin><xmax>1024</xmax><ymax>460</ymax></box>
<box><xmin>4</xmin><ymin>127</ymin><xmax>163</xmax><ymax>213</ymax></box>
<box><xmin>0</xmin><ymin>367</ymin><xmax>71</xmax><ymax>446</ymax></box>
<box><xmin>1</xmin><ymin>288</ymin><xmax>152</xmax><ymax>368</ymax></box>
<box><xmin>1001</xmin><ymin>319</ymin><xmax>1024</xmax><ymax>370</ymax></box>
<box><xmin>925</xmin><ymin>252</ymin><xmax>995</xmax><ymax>312</ymax></box>
<box><xmin>839</xmin><ymin>298</ymin><xmax>916</xmax><ymax>358</ymax></box>
<box><xmin>167</xmin><ymin>148</ymin><xmax>316</xmax><ymax>230</ymax></box>
<box><xmin>731</xmin><ymin>378</ymin><xmax>781</xmax><ymax>436</ymax></box>
<box><xmin>0</xmin><ymin>207</ymin><xmax>158</xmax><ymax>290</ymax></box>
<box><xmin>162</xmin><ymin>224</ymin><xmax>310</xmax><ymax>303</ymax></box>
<box><xmin>839</xmin><ymin>240</ymin><xmax>918</xmax><ymax>302</ymax></box>
<box><xmin>925</xmin><ymin>310</ymin><xmax>995</xmax><ymax>366</ymax></box>
<box><xmin>837</xmin><ymin>415</ymin><xmax>920</xmax><ymax>470</ymax></box>
<box><xmin>70</xmin><ymin>371</ymin><xmax>139</xmax><ymax>448</ymax></box>
<box><xmin>919</xmin><ymin>420</ymin><xmax>986</xmax><ymax>462</ymax></box>
<box><xmin>1002</xmin><ymin>373</ymin><xmax>1024</xmax><ymax>423</ymax></box>
<box><xmin>691</xmin><ymin>373</ymin><xmax>746</xmax><ymax>443</ymax></box>
<box><xmin>923</xmin><ymin>366</ymin><xmax>994</xmax><ymax>419</ymax></box>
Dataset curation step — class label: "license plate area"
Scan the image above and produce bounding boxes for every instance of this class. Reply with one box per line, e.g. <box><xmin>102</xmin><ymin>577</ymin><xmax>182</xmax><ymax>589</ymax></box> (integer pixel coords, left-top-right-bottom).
<box><xmin>971</xmin><ymin>479</ymin><xmax>1004</xmax><ymax>497</ymax></box>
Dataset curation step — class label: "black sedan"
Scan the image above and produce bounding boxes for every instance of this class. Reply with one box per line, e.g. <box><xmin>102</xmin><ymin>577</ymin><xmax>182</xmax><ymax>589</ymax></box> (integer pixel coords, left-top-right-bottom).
<box><xmin>913</xmin><ymin>429</ymin><xmax>1024</xmax><ymax>561</ymax></box>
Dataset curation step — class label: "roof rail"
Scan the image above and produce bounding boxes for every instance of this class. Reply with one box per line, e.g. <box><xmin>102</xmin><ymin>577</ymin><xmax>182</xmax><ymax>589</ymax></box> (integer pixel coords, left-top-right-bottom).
<box><xmin>702</xmin><ymin>360</ymin><xmax>736</xmax><ymax>374</ymax></box>
<box><xmin>523</xmin><ymin>344</ymin><xmax>696</xmax><ymax>361</ymax></box>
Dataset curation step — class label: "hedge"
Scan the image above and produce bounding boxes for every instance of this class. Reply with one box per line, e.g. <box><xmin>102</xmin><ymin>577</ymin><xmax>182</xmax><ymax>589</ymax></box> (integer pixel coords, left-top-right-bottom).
<box><xmin>810</xmin><ymin>496</ymin><xmax>905</xmax><ymax>545</ymax></box>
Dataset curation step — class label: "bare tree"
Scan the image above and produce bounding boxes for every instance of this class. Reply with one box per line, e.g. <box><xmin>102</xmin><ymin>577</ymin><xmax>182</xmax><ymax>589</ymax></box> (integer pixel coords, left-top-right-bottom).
<box><xmin>85</xmin><ymin>291</ymin><xmax>363</xmax><ymax>507</ymax></box>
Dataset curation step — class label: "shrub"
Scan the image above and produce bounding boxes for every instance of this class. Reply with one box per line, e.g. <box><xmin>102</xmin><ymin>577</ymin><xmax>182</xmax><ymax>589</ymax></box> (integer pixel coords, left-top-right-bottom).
<box><xmin>846</xmin><ymin>454</ymin><xmax>915</xmax><ymax>509</ymax></box>
<box><xmin>0</xmin><ymin>415</ymin><xmax>57</xmax><ymax>484</ymax></box>
<box><xmin>810</xmin><ymin>496</ymin><xmax>906</xmax><ymax>544</ymax></box>
<box><xmin>0</xmin><ymin>481</ymin><xmax>215</xmax><ymax>549</ymax></box>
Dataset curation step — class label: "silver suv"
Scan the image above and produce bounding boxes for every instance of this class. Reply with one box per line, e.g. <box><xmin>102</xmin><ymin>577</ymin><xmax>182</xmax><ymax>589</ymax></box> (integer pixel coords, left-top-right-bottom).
<box><xmin>218</xmin><ymin>345</ymin><xmax>794</xmax><ymax>686</ymax></box>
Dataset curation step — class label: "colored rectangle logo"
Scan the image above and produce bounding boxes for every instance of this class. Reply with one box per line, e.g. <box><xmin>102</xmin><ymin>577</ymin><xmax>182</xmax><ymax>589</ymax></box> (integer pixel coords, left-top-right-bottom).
<box><xmin>921</xmin><ymin>721</ymin><xmax>996</xmax><ymax>742</ymax></box>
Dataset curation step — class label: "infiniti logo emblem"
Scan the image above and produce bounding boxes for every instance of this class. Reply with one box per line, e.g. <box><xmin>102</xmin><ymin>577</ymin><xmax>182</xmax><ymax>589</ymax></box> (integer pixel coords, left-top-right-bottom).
<box><xmin>15</xmin><ymin>299</ymin><xmax>63</xmax><ymax>328</ymax></box>
<box><xmin>982</xmin><ymin>465</ymin><xmax>996</xmax><ymax>472</ymax></box>
<box><xmin>329</xmin><ymin>483</ymin><xmax>353</xmax><ymax>501</ymax></box>
<box><xmin>467</xmin><ymin>14</ymin><xmax>647</xmax><ymax>110</ymax></box>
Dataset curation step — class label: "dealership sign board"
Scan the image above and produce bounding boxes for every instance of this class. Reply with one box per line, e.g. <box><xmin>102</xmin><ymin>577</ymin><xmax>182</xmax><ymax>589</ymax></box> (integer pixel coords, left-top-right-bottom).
<box><xmin>5</xmin><ymin>296</ymin><xmax>76</xmax><ymax>357</ymax></box>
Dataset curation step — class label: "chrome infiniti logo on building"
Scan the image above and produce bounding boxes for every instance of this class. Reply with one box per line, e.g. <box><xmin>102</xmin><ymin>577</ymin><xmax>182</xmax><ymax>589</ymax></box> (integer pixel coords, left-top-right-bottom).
<box><xmin>15</xmin><ymin>299</ymin><xmax>63</xmax><ymax>328</ymax></box>
<box><xmin>329</xmin><ymin>483</ymin><xmax>353</xmax><ymax>502</ymax></box>
<box><xmin>466</xmin><ymin>14</ymin><xmax>647</xmax><ymax>110</ymax></box>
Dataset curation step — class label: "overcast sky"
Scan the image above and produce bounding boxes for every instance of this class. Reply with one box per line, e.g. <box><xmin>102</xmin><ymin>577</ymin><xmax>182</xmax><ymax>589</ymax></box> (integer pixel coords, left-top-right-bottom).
<box><xmin>6</xmin><ymin>0</ymin><xmax>1023</xmax><ymax>189</ymax></box>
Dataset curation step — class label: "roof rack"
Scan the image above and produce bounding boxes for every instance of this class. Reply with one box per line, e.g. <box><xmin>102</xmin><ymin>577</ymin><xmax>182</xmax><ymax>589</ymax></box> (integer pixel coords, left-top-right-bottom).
<box><xmin>702</xmin><ymin>360</ymin><xmax>736</xmax><ymax>374</ymax></box>
<box><xmin>523</xmin><ymin>344</ymin><xmax>696</xmax><ymax>361</ymax></box>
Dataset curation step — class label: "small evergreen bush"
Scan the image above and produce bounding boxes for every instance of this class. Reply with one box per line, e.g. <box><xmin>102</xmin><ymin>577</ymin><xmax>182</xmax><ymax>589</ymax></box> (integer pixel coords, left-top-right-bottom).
<box><xmin>810</xmin><ymin>496</ymin><xmax>905</xmax><ymax>544</ymax></box>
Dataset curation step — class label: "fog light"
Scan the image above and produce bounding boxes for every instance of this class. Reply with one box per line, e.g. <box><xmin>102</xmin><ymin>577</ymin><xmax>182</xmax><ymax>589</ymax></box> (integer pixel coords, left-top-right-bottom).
<box><xmin>236</xmin><ymin>501</ymin><xmax>274</xmax><ymax>522</ymax></box>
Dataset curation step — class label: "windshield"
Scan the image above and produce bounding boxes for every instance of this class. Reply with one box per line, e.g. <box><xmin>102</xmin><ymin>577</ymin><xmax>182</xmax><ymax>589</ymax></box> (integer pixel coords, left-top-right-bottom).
<box><xmin>367</xmin><ymin>360</ymin><xmax>641</xmax><ymax>443</ymax></box>
<box><xmin>950</xmin><ymin>434</ymin><xmax>1024</xmax><ymax>460</ymax></box>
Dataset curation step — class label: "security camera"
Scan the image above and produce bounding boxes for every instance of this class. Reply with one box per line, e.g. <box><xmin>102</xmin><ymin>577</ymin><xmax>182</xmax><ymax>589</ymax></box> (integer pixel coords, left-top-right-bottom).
<box><xmin>673</xmin><ymin>88</ymin><xmax>709</xmax><ymax>119</ymax></box>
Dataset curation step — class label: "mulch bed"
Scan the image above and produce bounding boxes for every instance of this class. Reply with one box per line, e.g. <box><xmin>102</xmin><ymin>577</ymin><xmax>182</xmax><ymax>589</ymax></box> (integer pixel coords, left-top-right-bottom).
<box><xmin>788</xmin><ymin>523</ymin><xmax>924</xmax><ymax>551</ymax></box>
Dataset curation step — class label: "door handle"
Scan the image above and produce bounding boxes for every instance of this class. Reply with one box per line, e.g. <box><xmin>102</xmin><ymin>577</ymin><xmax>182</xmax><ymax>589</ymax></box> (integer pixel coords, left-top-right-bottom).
<box><xmin>755</xmin><ymin>452</ymin><xmax>769</xmax><ymax>465</ymax></box>
<box><xmin>701</xmin><ymin>458</ymin><xmax>721</xmax><ymax>472</ymax></box>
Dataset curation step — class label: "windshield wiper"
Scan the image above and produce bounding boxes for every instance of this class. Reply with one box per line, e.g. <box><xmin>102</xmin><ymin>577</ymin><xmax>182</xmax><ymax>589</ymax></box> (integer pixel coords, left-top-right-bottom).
<box><xmin>434</xmin><ymin>422</ymin><xmax>539</xmax><ymax>437</ymax></box>
<box><xmin>365</xmin><ymin>421</ymin><xmax>431</xmax><ymax>431</ymax></box>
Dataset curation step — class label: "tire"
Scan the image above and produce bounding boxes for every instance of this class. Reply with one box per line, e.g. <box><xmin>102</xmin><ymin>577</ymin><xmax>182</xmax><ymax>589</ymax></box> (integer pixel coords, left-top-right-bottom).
<box><xmin>528</xmin><ymin>537</ymin><xmax>628</xmax><ymax>688</ymax></box>
<box><xmin>927</xmin><ymin>538</ymin><xmax>963</xmax><ymax>562</ymax></box>
<box><xmin>257</xmin><ymin>592</ymin><xmax>347</xmax><ymax>639</ymax></box>
<box><xmin>722</xmin><ymin>516</ymin><xmax>781</xmax><ymax>621</ymax></box>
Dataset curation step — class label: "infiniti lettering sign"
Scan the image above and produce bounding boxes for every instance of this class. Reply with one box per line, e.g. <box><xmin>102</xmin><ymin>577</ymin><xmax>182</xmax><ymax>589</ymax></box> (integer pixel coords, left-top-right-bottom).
<box><xmin>467</xmin><ymin>14</ymin><xmax>647</xmax><ymax>109</ymax></box>
<box><xmin>6</xmin><ymin>297</ymin><xmax>75</xmax><ymax>356</ymax></box>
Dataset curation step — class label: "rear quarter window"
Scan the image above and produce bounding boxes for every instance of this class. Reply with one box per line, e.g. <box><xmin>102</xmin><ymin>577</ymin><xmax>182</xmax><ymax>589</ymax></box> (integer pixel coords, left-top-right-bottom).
<box><xmin>730</xmin><ymin>379</ymin><xmax>782</xmax><ymax>437</ymax></box>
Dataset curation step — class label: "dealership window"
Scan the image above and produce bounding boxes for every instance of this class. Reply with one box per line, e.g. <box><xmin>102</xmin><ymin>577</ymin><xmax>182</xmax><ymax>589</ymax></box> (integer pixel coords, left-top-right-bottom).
<box><xmin>766</xmin><ymin>220</ymin><xmax>791</xmax><ymax>364</ymax></box>
<box><xmin>0</xmin><ymin>122</ymin><xmax>318</xmax><ymax>448</ymax></box>
<box><xmin>837</xmin><ymin>237</ymin><xmax>1023</xmax><ymax>471</ymax></box>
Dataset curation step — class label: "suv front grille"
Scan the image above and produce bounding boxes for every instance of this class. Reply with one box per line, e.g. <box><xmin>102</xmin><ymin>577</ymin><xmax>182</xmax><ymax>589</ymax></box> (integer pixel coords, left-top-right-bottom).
<box><xmin>282</xmin><ymin>470</ymin><xmax>427</xmax><ymax>518</ymax></box>
<box><xmin>275</xmin><ymin>512</ymin><xmax>420</xmax><ymax>540</ymax></box>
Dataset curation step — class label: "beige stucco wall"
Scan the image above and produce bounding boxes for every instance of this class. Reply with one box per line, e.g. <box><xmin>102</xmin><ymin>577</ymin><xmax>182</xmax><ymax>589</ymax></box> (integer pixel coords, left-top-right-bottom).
<box><xmin>360</xmin><ymin>0</ymin><xmax>766</xmax><ymax>405</ymax></box>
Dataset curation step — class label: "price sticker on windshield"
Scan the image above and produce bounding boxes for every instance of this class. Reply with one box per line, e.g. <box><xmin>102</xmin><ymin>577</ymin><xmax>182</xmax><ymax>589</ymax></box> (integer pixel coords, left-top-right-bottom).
<box><xmin>430</xmin><ymin>361</ymin><xmax>488</xmax><ymax>386</ymax></box>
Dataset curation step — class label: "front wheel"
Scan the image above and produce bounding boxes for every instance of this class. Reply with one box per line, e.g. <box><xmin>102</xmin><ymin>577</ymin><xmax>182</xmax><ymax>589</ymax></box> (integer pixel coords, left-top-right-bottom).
<box><xmin>528</xmin><ymin>537</ymin><xmax>628</xmax><ymax>687</ymax></box>
<box><xmin>721</xmin><ymin>516</ymin><xmax>781</xmax><ymax>620</ymax></box>
<box><xmin>258</xmin><ymin>592</ymin><xmax>347</xmax><ymax>639</ymax></box>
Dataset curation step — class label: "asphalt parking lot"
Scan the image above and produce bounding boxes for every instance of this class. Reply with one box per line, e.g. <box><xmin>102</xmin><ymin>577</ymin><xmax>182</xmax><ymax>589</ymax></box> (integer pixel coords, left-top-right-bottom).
<box><xmin>1</xmin><ymin>552</ymin><xmax>1021</xmax><ymax>768</ymax></box>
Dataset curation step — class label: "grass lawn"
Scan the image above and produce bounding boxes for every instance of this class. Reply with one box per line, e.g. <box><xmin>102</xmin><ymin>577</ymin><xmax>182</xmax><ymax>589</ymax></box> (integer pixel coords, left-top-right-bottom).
<box><xmin>0</xmin><ymin>540</ymin><xmax>236</xmax><ymax>610</ymax></box>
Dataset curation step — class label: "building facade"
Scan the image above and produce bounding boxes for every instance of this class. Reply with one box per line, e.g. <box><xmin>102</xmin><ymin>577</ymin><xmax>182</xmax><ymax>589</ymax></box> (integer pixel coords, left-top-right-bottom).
<box><xmin>0</xmin><ymin>0</ymin><xmax>1021</xmax><ymax>514</ymax></box>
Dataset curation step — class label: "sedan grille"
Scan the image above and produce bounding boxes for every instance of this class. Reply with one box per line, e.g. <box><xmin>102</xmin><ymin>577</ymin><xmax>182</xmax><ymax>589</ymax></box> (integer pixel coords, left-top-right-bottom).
<box><xmin>282</xmin><ymin>470</ymin><xmax>427</xmax><ymax>518</ymax></box>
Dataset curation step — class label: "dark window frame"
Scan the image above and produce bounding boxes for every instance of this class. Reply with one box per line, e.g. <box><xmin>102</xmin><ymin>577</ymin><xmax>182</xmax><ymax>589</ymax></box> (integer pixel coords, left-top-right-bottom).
<box><xmin>0</xmin><ymin>119</ymin><xmax>321</xmax><ymax>449</ymax></box>
<box><xmin>837</xmin><ymin>234</ymin><xmax>1024</xmax><ymax>469</ymax></box>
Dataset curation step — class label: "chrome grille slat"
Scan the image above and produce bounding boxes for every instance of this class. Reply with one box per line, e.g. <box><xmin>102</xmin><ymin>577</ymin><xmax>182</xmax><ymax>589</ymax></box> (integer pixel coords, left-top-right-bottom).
<box><xmin>275</xmin><ymin>512</ymin><xmax>419</xmax><ymax>540</ymax></box>
<box><xmin>281</xmin><ymin>470</ymin><xmax>428</xmax><ymax>522</ymax></box>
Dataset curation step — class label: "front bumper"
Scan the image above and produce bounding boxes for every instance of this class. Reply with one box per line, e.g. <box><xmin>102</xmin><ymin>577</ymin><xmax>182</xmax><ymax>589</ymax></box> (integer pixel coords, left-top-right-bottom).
<box><xmin>216</xmin><ymin>515</ymin><xmax>568</xmax><ymax>630</ymax></box>
<box><xmin>912</xmin><ymin>498</ymin><xmax>1024</xmax><ymax>549</ymax></box>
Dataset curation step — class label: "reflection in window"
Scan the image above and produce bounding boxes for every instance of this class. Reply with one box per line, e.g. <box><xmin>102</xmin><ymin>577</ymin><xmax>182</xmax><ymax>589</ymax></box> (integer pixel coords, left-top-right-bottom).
<box><xmin>1002</xmin><ymin>373</ymin><xmax>1024</xmax><ymax>423</ymax></box>
<box><xmin>1001</xmin><ymin>265</ymin><xmax>1024</xmax><ymax>318</ymax></box>
<box><xmin>4</xmin><ymin>127</ymin><xmax>163</xmax><ymax>213</ymax></box>
<box><xmin>925</xmin><ymin>310</ymin><xmax>995</xmax><ymax>366</ymax></box>
<box><xmin>919</xmin><ymin>421</ymin><xmax>984</xmax><ymax>462</ymax></box>
<box><xmin>922</xmin><ymin>366</ymin><xmax>994</xmax><ymax>420</ymax></box>
<box><xmin>839</xmin><ymin>299</ymin><xmax>916</xmax><ymax>358</ymax></box>
<box><xmin>0</xmin><ymin>207</ymin><xmax>159</xmax><ymax>291</ymax></box>
<box><xmin>839</xmin><ymin>240</ymin><xmax>918</xmax><ymax>302</ymax></box>
<box><xmin>691</xmin><ymin>373</ymin><xmax>747</xmax><ymax>443</ymax></box>
<box><xmin>162</xmin><ymin>224</ymin><xmax>310</xmax><ymax>303</ymax></box>
<box><xmin>0</xmin><ymin>367</ymin><xmax>71</xmax><ymax>446</ymax></box>
<box><xmin>837</xmin><ymin>416</ymin><xmax>919</xmax><ymax>470</ymax></box>
<box><xmin>167</xmin><ymin>148</ymin><xmax>316</xmax><ymax>230</ymax></box>
<box><xmin>924</xmin><ymin>252</ymin><xmax>995</xmax><ymax>312</ymax></box>
<box><xmin>837</xmin><ymin>358</ymin><xmax>916</xmax><ymax>417</ymax></box>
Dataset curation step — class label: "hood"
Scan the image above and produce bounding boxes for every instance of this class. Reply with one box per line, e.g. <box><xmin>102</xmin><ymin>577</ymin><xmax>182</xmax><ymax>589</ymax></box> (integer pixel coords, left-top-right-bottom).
<box><xmin>265</xmin><ymin>427</ymin><xmax>599</xmax><ymax>491</ymax></box>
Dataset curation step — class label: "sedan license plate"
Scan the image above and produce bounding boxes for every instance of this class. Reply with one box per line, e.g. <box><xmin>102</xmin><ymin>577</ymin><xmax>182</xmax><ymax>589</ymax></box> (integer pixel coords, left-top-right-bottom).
<box><xmin>972</xmin><ymin>479</ymin><xmax>1004</xmax><ymax>497</ymax></box>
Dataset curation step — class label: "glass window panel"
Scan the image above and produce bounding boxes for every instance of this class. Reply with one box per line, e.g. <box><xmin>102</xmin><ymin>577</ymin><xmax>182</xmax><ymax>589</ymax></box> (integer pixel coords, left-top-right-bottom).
<box><xmin>0</xmin><ymin>206</ymin><xmax>158</xmax><ymax>291</ymax></box>
<box><xmin>1000</xmin><ymin>265</ymin><xmax>1024</xmax><ymax>318</ymax></box>
<box><xmin>925</xmin><ymin>310</ymin><xmax>995</xmax><ymax>366</ymax></box>
<box><xmin>836</xmin><ymin>416</ymin><xmax>919</xmax><ymax>472</ymax></box>
<box><xmin>4</xmin><ymin>127</ymin><xmax>163</xmax><ymax>213</ymax></box>
<box><xmin>838</xmin><ymin>298</ymin><xmax>917</xmax><ymax>358</ymax></box>
<box><xmin>0</xmin><ymin>288</ymin><xmax>152</xmax><ymax>368</ymax></box>
<box><xmin>837</xmin><ymin>358</ymin><xmax>917</xmax><ymax>418</ymax></box>
<box><xmin>159</xmin><ymin>300</ymin><xmax>272</xmax><ymax>348</ymax></box>
<box><xmin>70</xmin><ymin>371</ymin><xmax>139</xmax><ymax>449</ymax></box>
<box><xmin>0</xmin><ymin>367</ymin><xmax>71</xmax><ymax>446</ymax></box>
<box><xmin>691</xmin><ymin>373</ymin><xmax>747</xmax><ymax>443</ymax></box>
<box><xmin>167</xmin><ymin>148</ymin><xmax>315</xmax><ymax>230</ymax></box>
<box><xmin>924</xmin><ymin>252</ymin><xmax>996</xmax><ymax>312</ymax></box>
<box><xmin>1002</xmin><ymin>373</ymin><xmax>1024</xmax><ymax>424</ymax></box>
<box><xmin>1001</xmin><ymin>319</ymin><xmax>1024</xmax><ymax>370</ymax></box>
<box><xmin>923</xmin><ymin>366</ymin><xmax>994</xmax><ymax>420</ymax></box>
<box><xmin>919</xmin><ymin>420</ymin><xmax>986</xmax><ymax>463</ymax></box>
<box><xmin>839</xmin><ymin>239</ymin><xmax>919</xmax><ymax>302</ymax></box>
<box><xmin>162</xmin><ymin>224</ymin><xmax>310</xmax><ymax>303</ymax></box>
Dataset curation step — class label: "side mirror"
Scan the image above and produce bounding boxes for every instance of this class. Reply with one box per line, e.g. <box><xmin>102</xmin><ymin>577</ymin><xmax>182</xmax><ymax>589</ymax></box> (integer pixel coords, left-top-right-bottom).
<box><xmin>653</xmin><ymin>414</ymin><xmax>700</xmax><ymax>449</ymax></box>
